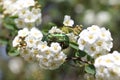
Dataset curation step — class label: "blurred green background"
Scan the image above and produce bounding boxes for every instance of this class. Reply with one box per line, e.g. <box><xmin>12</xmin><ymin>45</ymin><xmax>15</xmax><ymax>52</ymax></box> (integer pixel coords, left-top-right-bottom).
<box><xmin>0</xmin><ymin>0</ymin><xmax>120</xmax><ymax>80</ymax></box>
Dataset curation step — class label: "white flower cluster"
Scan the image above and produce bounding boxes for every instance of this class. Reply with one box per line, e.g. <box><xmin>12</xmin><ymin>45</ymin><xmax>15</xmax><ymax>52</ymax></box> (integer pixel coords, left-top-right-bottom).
<box><xmin>1</xmin><ymin>0</ymin><xmax>42</xmax><ymax>28</ymax></box>
<box><xmin>37</xmin><ymin>42</ymin><xmax>66</xmax><ymax>70</ymax></box>
<box><xmin>94</xmin><ymin>51</ymin><xmax>120</xmax><ymax>80</ymax></box>
<box><xmin>77</xmin><ymin>25</ymin><xmax>113</xmax><ymax>58</ymax></box>
<box><xmin>13</xmin><ymin>27</ymin><xmax>43</xmax><ymax>48</ymax></box>
<box><xmin>2</xmin><ymin>0</ymin><xmax>35</xmax><ymax>15</ymax></box>
<box><xmin>63</xmin><ymin>15</ymin><xmax>74</xmax><ymax>27</ymax></box>
<box><xmin>13</xmin><ymin>27</ymin><xmax>66</xmax><ymax>70</ymax></box>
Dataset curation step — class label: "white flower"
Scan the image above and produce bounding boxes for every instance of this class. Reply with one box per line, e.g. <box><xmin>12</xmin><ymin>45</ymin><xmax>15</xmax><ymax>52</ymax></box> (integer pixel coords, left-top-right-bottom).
<box><xmin>37</xmin><ymin>41</ymin><xmax>48</xmax><ymax>52</ymax></box>
<box><xmin>30</xmin><ymin>27</ymin><xmax>43</xmax><ymax>40</ymax></box>
<box><xmin>41</xmin><ymin>47</ymin><xmax>53</xmax><ymax>56</ymax></box>
<box><xmin>15</xmin><ymin>19</ymin><xmax>26</xmax><ymax>28</ymax></box>
<box><xmin>18</xmin><ymin>28</ymin><xmax>29</xmax><ymax>37</ymax></box>
<box><xmin>77</xmin><ymin>38</ymin><xmax>86</xmax><ymax>50</ymax></box>
<box><xmin>63</xmin><ymin>15</ymin><xmax>74</xmax><ymax>26</ymax></box>
<box><xmin>19</xmin><ymin>48</ymin><xmax>30</xmax><ymax>57</ymax></box>
<box><xmin>83</xmin><ymin>31</ymin><xmax>98</xmax><ymax>44</ymax></box>
<box><xmin>87</xmin><ymin>25</ymin><xmax>101</xmax><ymax>33</ymax></box>
<box><xmin>20</xmin><ymin>0</ymin><xmax>35</xmax><ymax>8</ymax></box>
<box><xmin>24</xmin><ymin>54</ymin><xmax>35</xmax><ymax>62</ymax></box>
<box><xmin>31</xmin><ymin>48</ymin><xmax>39</xmax><ymax>56</ymax></box>
<box><xmin>99</xmin><ymin>27</ymin><xmax>113</xmax><ymax>41</ymax></box>
<box><xmin>39</xmin><ymin>56</ymin><xmax>52</xmax><ymax>69</ymax></box>
<box><xmin>84</xmin><ymin>44</ymin><xmax>97</xmax><ymax>57</ymax></box>
<box><xmin>50</xmin><ymin>42</ymin><xmax>62</xmax><ymax>53</ymax></box>
<box><xmin>79</xmin><ymin>28</ymin><xmax>98</xmax><ymax>44</ymax></box>
<box><xmin>25</xmin><ymin>35</ymin><xmax>37</xmax><ymax>48</ymax></box>
<box><xmin>31</xmin><ymin>8</ymin><xmax>41</xmax><ymax>17</ymax></box>
<box><xmin>77</xmin><ymin>25</ymin><xmax>113</xmax><ymax>58</ymax></box>
<box><xmin>25</xmin><ymin>22</ymin><xmax>35</xmax><ymax>29</ymax></box>
<box><xmin>17</xmin><ymin>8</ymin><xmax>30</xmax><ymax>18</ymax></box>
<box><xmin>94</xmin><ymin>51</ymin><xmax>120</xmax><ymax>80</ymax></box>
<box><xmin>49</xmin><ymin>51</ymin><xmax>66</xmax><ymax>70</ymax></box>
<box><xmin>19</xmin><ymin>48</ymin><xmax>36</xmax><ymax>62</ymax></box>
<box><xmin>24</xmin><ymin>12</ymin><xmax>37</xmax><ymax>23</ymax></box>
<box><xmin>35</xmin><ymin>17</ymin><xmax>42</xmax><ymax>26</ymax></box>
<box><xmin>53</xmin><ymin>51</ymin><xmax>66</xmax><ymax>62</ymax></box>
<box><xmin>12</xmin><ymin>36</ymin><xmax>21</xmax><ymax>47</ymax></box>
<box><xmin>16</xmin><ymin>0</ymin><xmax>31</xmax><ymax>9</ymax></box>
<box><xmin>49</xmin><ymin>26</ymin><xmax>63</xmax><ymax>33</ymax></box>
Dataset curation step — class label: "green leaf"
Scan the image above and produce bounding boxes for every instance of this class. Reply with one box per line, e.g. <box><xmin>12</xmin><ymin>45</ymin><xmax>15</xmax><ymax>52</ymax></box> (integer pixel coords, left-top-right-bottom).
<box><xmin>3</xmin><ymin>23</ymin><xmax>15</xmax><ymax>30</ymax></box>
<box><xmin>85</xmin><ymin>64</ymin><xmax>96</xmax><ymax>75</ymax></box>
<box><xmin>87</xmin><ymin>55</ymin><xmax>94</xmax><ymax>62</ymax></box>
<box><xmin>8</xmin><ymin>49</ymin><xmax>20</xmax><ymax>56</ymax></box>
<box><xmin>6</xmin><ymin>39</ymin><xmax>20</xmax><ymax>56</ymax></box>
<box><xmin>75</xmin><ymin>50</ymin><xmax>87</xmax><ymax>57</ymax></box>
<box><xmin>69</xmin><ymin>42</ymin><xmax>79</xmax><ymax>50</ymax></box>
<box><xmin>3</xmin><ymin>16</ymin><xmax>17</xmax><ymax>30</ymax></box>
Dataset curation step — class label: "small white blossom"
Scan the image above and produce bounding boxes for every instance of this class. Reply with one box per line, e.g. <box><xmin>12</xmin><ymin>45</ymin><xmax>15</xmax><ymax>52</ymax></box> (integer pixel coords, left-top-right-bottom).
<box><xmin>87</xmin><ymin>25</ymin><xmax>101</xmax><ymax>33</ymax></box>
<box><xmin>50</xmin><ymin>42</ymin><xmax>62</xmax><ymax>53</ymax></box>
<box><xmin>32</xmin><ymin>8</ymin><xmax>42</xmax><ymax>18</ymax></box>
<box><xmin>24</xmin><ymin>12</ymin><xmax>37</xmax><ymax>23</ymax></box>
<box><xmin>63</xmin><ymin>15</ymin><xmax>74</xmax><ymax>26</ymax></box>
<box><xmin>30</xmin><ymin>27</ymin><xmax>43</xmax><ymax>40</ymax></box>
<box><xmin>14</xmin><ymin>19</ymin><xmax>26</xmax><ymax>29</ymax></box>
<box><xmin>25</xmin><ymin>35</ymin><xmax>37</xmax><ymax>48</ymax></box>
<box><xmin>18</xmin><ymin>8</ymin><xmax>30</xmax><ymax>18</ymax></box>
<box><xmin>37</xmin><ymin>41</ymin><xmax>48</xmax><ymax>52</ymax></box>
<box><xmin>16</xmin><ymin>0</ymin><xmax>35</xmax><ymax>8</ymax></box>
<box><xmin>49</xmin><ymin>26</ymin><xmax>63</xmax><ymax>33</ymax></box>
<box><xmin>77</xmin><ymin>38</ymin><xmax>86</xmax><ymax>50</ymax></box>
<box><xmin>99</xmin><ymin>27</ymin><xmax>113</xmax><ymax>41</ymax></box>
<box><xmin>18</xmin><ymin>28</ymin><xmax>29</xmax><ymax>37</ymax></box>
<box><xmin>12</xmin><ymin>36</ymin><xmax>21</xmax><ymax>47</ymax></box>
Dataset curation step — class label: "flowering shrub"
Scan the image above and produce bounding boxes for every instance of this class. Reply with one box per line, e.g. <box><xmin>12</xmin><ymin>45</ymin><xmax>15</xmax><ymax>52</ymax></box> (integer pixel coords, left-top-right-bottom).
<box><xmin>0</xmin><ymin>0</ymin><xmax>120</xmax><ymax>80</ymax></box>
